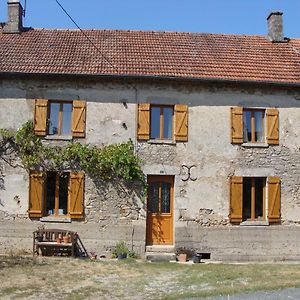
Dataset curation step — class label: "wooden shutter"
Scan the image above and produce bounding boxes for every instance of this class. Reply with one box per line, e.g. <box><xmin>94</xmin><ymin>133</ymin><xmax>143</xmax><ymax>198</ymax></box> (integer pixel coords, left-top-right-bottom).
<box><xmin>175</xmin><ymin>104</ymin><xmax>188</xmax><ymax>142</ymax></box>
<box><xmin>28</xmin><ymin>171</ymin><xmax>45</xmax><ymax>218</ymax></box>
<box><xmin>34</xmin><ymin>99</ymin><xmax>48</xmax><ymax>136</ymax></box>
<box><xmin>266</xmin><ymin>108</ymin><xmax>279</xmax><ymax>145</ymax></box>
<box><xmin>69</xmin><ymin>172</ymin><xmax>84</xmax><ymax>219</ymax></box>
<box><xmin>72</xmin><ymin>100</ymin><xmax>86</xmax><ymax>138</ymax></box>
<box><xmin>137</xmin><ymin>103</ymin><xmax>150</xmax><ymax>140</ymax></box>
<box><xmin>268</xmin><ymin>177</ymin><xmax>281</xmax><ymax>223</ymax></box>
<box><xmin>231</xmin><ymin>107</ymin><xmax>243</xmax><ymax>144</ymax></box>
<box><xmin>229</xmin><ymin>176</ymin><xmax>243</xmax><ymax>223</ymax></box>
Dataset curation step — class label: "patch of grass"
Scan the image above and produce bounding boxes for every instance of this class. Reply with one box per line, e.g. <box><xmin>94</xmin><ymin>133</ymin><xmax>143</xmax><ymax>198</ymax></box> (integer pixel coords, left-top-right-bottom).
<box><xmin>1</xmin><ymin>256</ymin><xmax>300</xmax><ymax>299</ymax></box>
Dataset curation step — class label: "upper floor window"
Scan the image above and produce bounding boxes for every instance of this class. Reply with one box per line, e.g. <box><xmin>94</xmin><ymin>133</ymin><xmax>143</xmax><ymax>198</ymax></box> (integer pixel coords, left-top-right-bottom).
<box><xmin>34</xmin><ymin>99</ymin><xmax>86</xmax><ymax>138</ymax></box>
<box><xmin>231</xmin><ymin>107</ymin><xmax>279</xmax><ymax>145</ymax></box>
<box><xmin>137</xmin><ymin>103</ymin><xmax>188</xmax><ymax>142</ymax></box>
<box><xmin>48</xmin><ymin>101</ymin><xmax>72</xmax><ymax>136</ymax></box>
<box><xmin>150</xmin><ymin>105</ymin><xmax>173</xmax><ymax>140</ymax></box>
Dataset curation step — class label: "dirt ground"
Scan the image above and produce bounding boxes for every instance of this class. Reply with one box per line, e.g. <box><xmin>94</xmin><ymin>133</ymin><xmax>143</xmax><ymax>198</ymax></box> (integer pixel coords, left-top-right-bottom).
<box><xmin>1</xmin><ymin>256</ymin><xmax>300</xmax><ymax>299</ymax></box>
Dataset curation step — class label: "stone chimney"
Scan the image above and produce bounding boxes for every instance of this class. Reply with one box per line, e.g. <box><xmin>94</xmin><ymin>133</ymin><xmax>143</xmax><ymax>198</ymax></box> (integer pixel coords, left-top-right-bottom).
<box><xmin>267</xmin><ymin>12</ymin><xmax>284</xmax><ymax>42</ymax></box>
<box><xmin>3</xmin><ymin>0</ymin><xmax>23</xmax><ymax>33</ymax></box>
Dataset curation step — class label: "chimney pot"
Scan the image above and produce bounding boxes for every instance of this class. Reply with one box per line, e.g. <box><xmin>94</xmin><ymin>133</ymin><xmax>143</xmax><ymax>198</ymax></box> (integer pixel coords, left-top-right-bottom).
<box><xmin>267</xmin><ymin>11</ymin><xmax>284</xmax><ymax>42</ymax></box>
<box><xmin>3</xmin><ymin>0</ymin><xmax>23</xmax><ymax>34</ymax></box>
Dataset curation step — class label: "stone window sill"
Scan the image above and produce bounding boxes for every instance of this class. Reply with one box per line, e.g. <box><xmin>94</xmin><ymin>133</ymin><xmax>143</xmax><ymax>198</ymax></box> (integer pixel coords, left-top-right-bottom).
<box><xmin>40</xmin><ymin>216</ymin><xmax>72</xmax><ymax>223</ymax></box>
<box><xmin>44</xmin><ymin>135</ymin><xmax>73</xmax><ymax>141</ymax></box>
<box><xmin>241</xmin><ymin>142</ymin><xmax>269</xmax><ymax>148</ymax></box>
<box><xmin>147</xmin><ymin>139</ymin><xmax>176</xmax><ymax>145</ymax></box>
<box><xmin>240</xmin><ymin>220</ymin><xmax>269</xmax><ymax>226</ymax></box>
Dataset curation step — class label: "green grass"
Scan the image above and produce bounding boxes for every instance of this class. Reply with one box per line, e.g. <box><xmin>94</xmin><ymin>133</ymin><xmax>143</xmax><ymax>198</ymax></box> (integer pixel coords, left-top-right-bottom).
<box><xmin>1</xmin><ymin>256</ymin><xmax>300</xmax><ymax>299</ymax></box>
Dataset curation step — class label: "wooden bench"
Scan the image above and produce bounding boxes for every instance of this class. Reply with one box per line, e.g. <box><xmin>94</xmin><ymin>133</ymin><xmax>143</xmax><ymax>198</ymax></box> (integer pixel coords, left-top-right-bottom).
<box><xmin>33</xmin><ymin>229</ymin><xmax>78</xmax><ymax>257</ymax></box>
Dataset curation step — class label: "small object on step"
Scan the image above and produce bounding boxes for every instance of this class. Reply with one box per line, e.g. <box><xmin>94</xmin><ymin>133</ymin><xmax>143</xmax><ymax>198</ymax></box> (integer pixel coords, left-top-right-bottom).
<box><xmin>192</xmin><ymin>254</ymin><xmax>202</xmax><ymax>263</ymax></box>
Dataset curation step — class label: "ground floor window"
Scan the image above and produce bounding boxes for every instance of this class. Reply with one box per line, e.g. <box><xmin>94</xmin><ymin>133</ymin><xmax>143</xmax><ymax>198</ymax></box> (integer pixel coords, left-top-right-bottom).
<box><xmin>230</xmin><ymin>176</ymin><xmax>280</xmax><ymax>224</ymax></box>
<box><xmin>28</xmin><ymin>171</ymin><xmax>84</xmax><ymax>219</ymax></box>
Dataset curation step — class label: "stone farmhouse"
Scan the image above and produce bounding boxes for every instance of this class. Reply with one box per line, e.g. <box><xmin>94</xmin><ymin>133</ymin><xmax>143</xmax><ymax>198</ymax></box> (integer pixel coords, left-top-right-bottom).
<box><xmin>1</xmin><ymin>0</ymin><xmax>300</xmax><ymax>261</ymax></box>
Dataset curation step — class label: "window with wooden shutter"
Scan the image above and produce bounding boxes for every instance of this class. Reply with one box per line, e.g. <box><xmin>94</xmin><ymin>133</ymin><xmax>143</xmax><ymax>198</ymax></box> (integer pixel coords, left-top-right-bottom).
<box><xmin>268</xmin><ymin>177</ymin><xmax>281</xmax><ymax>223</ymax></box>
<box><xmin>229</xmin><ymin>176</ymin><xmax>243</xmax><ymax>223</ymax></box>
<box><xmin>28</xmin><ymin>171</ymin><xmax>45</xmax><ymax>218</ymax></box>
<box><xmin>72</xmin><ymin>100</ymin><xmax>86</xmax><ymax>138</ymax></box>
<box><xmin>174</xmin><ymin>104</ymin><xmax>188</xmax><ymax>142</ymax></box>
<box><xmin>137</xmin><ymin>103</ymin><xmax>150</xmax><ymax>140</ymax></box>
<box><xmin>69</xmin><ymin>172</ymin><xmax>84</xmax><ymax>219</ymax></box>
<box><xmin>266</xmin><ymin>108</ymin><xmax>279</xmax><ymax>145</ymax></box>
<box><xmin>34</xmin><ymin>99</ymin><xmax>48</xmax><ymax>136</ymax></box>
<box><xmin>231</xmin><ymin>107</ymin><xmax>243</xmax><ymax>144</ymax></box>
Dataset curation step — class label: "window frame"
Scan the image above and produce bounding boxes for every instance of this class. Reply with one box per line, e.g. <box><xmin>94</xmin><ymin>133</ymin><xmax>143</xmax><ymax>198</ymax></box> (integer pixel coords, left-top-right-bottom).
<box><xmin>150</xmin><ymin>105</ymin><xmax>174</xmax><ymax>140</ymax></box>
<box><xmin>243</xmin><ymin>108</ymin><xmax>265</xmax><ymax>143</ymax></box>
<box><xmin>243</xmin><ymin>177</ymin><xmax>266</xmax><ymax>221</ymax></box>
<box><xmin>45</xmin><ymin>172</ymin><xmax>70</xmax><ymax>217</ymax></box>
<box><xmin>47</xmin><ymin>100</ymin><xmax>73</xmax><ymax>136</ymax></box>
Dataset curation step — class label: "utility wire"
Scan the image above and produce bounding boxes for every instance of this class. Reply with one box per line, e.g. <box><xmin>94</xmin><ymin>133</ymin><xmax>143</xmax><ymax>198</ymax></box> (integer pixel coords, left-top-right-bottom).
<box><xmin>54</xmin><ymin>0</ymin><xmax>118</xmax><ymax>71</ymax></box>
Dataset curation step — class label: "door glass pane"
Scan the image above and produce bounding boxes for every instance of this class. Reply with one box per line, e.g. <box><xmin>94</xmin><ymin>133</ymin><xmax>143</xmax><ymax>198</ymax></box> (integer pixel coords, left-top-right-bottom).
<box><xmin>148</xmin><ymin>183</ymin><xmax>159</xmax><ymax>213</ymax></box>
<box><xmin>255</xmin><ymin>178</ymin><xmax>264</xmax><ymax>219</ymax></box>
<box><xmin>161</xmin><ymin>182</ymin><xmax>171</xmax><ymax>213</ymax></box>
<box><xmin>59</xmin><ymin>173</ymin><xmax>69</xmax><ymax>215</ymax></box>
<box><xmin>46</xmin><ymin>172</ymin><xmax>56</xmax><ymax>215</ymax></box>
<box><xmin>254</xmin><ymin>111</ymin><xmax>263</xmax><ymax>142</ymax></box>
<box><xmin>243</xmin><ymin>111</ymin><xmax>252</xmax><ymax>142</ymax></box>
<box><xmin>243</xmin><ymin>178</ymin><xmax>251</xmax><ymax>220</ymax></box>
<box><xmin>49</xmin><ymin>103</ymin><xmax>60</xmax><ymax>135</ymax></box>
<box><xmin>150</xmin><ymin>107</ymin><xmax>160</xmax><ymax>139</ymax></box>
<box><xmin>61</xmin><ymin>103</ymin><xmax>72</xmax><ymax>135</ymax></box>
<box><xmin>163</xmin><ymin>107</ymin><xmax>173</xmax><ymax>139</ymax></box>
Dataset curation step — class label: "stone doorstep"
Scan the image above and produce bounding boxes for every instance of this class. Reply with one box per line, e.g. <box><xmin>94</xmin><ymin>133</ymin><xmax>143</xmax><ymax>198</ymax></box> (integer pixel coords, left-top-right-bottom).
<box><xmin>145</xmin><ymin>252</ymin><xmax>176</xmax><ymax>262</ymax></box>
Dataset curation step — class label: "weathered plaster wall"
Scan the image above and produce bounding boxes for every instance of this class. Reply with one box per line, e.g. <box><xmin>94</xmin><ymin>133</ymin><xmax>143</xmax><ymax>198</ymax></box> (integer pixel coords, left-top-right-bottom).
<box><xmin>1</xmin><ymin>77</ymin><xmax>300</xmax><ymax>260</ymax></box>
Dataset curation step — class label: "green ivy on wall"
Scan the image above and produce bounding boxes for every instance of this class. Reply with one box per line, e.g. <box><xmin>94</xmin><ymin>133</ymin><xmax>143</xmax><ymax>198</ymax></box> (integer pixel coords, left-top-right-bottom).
<box><xmin>0</xmin><ymin>121</ymin><xmax>145</xmax><ymax>183</ymax></box>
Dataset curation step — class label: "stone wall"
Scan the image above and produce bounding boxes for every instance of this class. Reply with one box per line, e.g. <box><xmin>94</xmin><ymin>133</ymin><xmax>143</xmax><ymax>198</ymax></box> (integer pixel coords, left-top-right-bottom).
<box><xmin>1</xmin><ymin>76</ymin><xmax>300</xmax><ymax>260</ymax></box>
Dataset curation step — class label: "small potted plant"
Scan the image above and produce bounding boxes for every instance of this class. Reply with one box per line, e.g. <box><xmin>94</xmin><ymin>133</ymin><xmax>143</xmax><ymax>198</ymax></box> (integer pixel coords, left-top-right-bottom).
<box><xmin>63</xmin><ymin>232</ymin><xmax>70</xmax><ymax>244</ymax></box>
<box><xmin>36</xmin><ymin>225</ymin><xmax>45</xmax><ymax>242</ymax></box>
<box><xmin>113</xmin><ymin>241</ymin><xmax>128</xmax><ymax>260</ymax></box>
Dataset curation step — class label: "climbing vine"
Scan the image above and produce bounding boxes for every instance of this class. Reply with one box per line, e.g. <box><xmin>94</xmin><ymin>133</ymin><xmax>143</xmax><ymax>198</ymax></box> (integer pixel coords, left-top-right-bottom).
<box><xmin>0</xmin><ymin>121</ymin><xmax>145</xmax><ymax>183</ymax></box>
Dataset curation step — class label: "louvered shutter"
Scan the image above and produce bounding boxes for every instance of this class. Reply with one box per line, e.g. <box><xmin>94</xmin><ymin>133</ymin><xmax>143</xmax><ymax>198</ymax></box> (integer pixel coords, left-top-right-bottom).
<box><xmin>231</xmin><ymin>107</ymin><xmax>243</xmax><ymax>144</ymax></box>
<box><xmin>137</xmin><ymin>103</ymin><xmax>150</xmax><ymax>140</ymax></box>
<box><xmin>266</xmin><ymin>108</ymin><xmax>279</xmax><ymax>145</ymax></box>
<box><xmin>69</xmin><ymin>172</ymin><xmax>84</xmax><ymax>219</ymax></box>
<box><xmin>268</xmin><ymin>177</ymin><xmax>281</xmax><ymax>223</ymax></box>
<box><xmin>28</xmin><ymin>171</ymin><xmax>45</xmax><ymax>218</ymax></box>
<box><xmin>174</xmin><ymin>104</ymin><xmax>188</xmax><ymax>142</ymax></box>
<box><xmin>229</xmin><ymin>176</ymin><xmax>243</xmax><ymax>223</ymax></box>
<box><xmin>72</xmin><ymin>100</ymin><xmax>86</xmax><ymax>138</ymax></box>
<box><xmin>34</xmin><ymin>99</ymin><xmax>48</xmax><ymax>136</ymax></box>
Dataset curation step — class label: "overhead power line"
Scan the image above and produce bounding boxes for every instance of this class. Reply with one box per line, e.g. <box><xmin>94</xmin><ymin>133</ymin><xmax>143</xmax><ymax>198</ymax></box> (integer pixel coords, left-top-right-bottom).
<box><xmin>54</xmin><ymin>0</ymin><xmax>118</xmax><ymax>72</ymax></box>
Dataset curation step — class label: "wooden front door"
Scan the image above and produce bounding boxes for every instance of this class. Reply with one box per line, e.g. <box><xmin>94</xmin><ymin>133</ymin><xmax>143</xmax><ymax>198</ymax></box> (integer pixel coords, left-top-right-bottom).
<box><xmin>146</xmin><ymin>175</ymin><xmax>174</xmax><ymax>245</ymax></box>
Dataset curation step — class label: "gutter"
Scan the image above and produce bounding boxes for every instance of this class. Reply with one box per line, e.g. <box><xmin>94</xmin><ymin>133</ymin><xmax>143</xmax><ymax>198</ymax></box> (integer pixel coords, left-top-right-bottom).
<box><xmin>0</xmin><ymin>71</ymin><xmax>300</xmax><ymax>89</ymax></box>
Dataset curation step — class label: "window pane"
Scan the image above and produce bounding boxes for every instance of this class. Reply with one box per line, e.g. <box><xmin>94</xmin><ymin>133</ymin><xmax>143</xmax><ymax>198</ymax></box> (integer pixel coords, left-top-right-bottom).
<box><xmin>46</xmin><ymin>172</ymin><xmax>56</xmax><ymax>215</ymax></box>
<box><xmin>59</xmin><ymin>173</ymin><xmax>69</xmax><ymax>215</ymax></box>
<box><xmin>254</xmin><ymin>111</ymin><xmax>263</xmax><ymax>142</ymax></box>
<box><xmin>148</xmin><ymin>183</ymin><xmax>159</xmax><ymax>213</ymax></box>
<box><xmin>49</xmin><ymin>103</ymin><xmax>60</xmax><ymax>135</ymax></box>
<box><xmin>243</xmin><ymin>178</ymin><xmax>252</xmax><ymax>220</ymax></box>
<box><xmin>161</xmin><ymin>182</ymin><xmax>171</xmax><ymax>213</ymax></box>
<box><xmin>255</xmin><ymin>178</ymin><xmax>264</xmax><ymax>219</ymax></box>
<box><xmin>163</xmin><ymin>107</ymin><xmax>173</xmax><ymax>139</ymax></box>
<box><xmin>61</xmin><ymin>103</ymin><xmax>72</xmax><ymax>135</ymax></box>
<box><xmin>243</xmin><ymin>111</ymin><xmax>252</xmax><ymax>142</ymax></box>
<box><xmin>150</xmin><ymin>107</ymin><xmax>160</xmax><ymax>139</ymax></box>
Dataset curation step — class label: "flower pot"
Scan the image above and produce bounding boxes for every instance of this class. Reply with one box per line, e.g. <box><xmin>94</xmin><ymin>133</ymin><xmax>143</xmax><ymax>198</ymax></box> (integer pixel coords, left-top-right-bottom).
<box><xmin>63</xmin><ymin>236</ymin><xmax>70</xmax><ymax>243</ymax></box>
<box><xmin>178</xmin><ymin>253</ymin><xmax>187</xmax><ymax>263</ymax></box>
<box><xmin>117</xmin><ymin>253</ymin><xmax>127</xmax><ymax>260</ymax></box>
<box><xmin>56</xmin><ymin>237</ymin><xmax>62</xmax><ymax>244</ymax></box>
<box><xmin>192</xmin><ymin>254</ymin><xmax>202</xmax><ymax>264</ymax></box>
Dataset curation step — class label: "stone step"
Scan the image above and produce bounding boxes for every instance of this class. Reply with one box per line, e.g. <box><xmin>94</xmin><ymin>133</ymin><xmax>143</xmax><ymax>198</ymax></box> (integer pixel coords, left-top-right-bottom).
<box><xmin>145</xmin><ymin>252</ymin><xmax>176</xmax><ymax>262</ymax></box>
<box><xmin>145</xmin><ymin>245</ymin><xmax>175</xmax><ymax>253</ymax></box>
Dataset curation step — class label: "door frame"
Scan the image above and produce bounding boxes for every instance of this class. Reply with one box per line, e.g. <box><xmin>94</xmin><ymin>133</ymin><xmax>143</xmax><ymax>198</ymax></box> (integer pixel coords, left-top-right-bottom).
<box><xmin>146</xmin><ymin>175</ymin><xmax>174</xmax><ymax>245</ymax></box>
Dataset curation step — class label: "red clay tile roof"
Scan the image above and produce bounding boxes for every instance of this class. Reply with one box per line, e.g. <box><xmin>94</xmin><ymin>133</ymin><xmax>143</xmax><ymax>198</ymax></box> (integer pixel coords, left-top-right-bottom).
<box><xmin>1</xmin><ymin>28</ymin><xmax>300</xmax><ymax>84</ymax></box>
